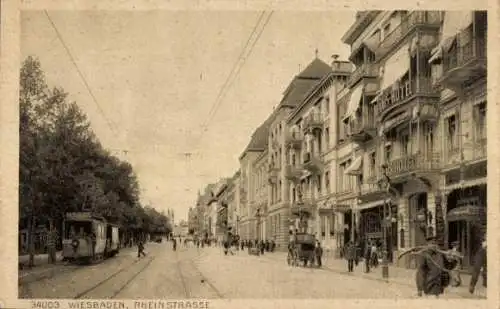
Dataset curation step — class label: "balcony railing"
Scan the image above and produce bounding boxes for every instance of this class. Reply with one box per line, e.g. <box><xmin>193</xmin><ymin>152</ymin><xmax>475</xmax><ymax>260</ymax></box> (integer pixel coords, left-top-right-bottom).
<box><xmin>376</xmin><ymin>11</ymin><xmax>442</xmax><ymax>60</ymax></box>
<box><xmin>376</xmin><ymin>76</ymin><xmax>438</xmax><ymax>117</ymax></box>
<box><xmin>303</xmin><ymin>112</ymin><xmax>324</xmax><ymax>132</ymax></box>
<box><xmin>347</xmin><ymin>114</ymin><xmax>376</xmax><ymax>135</ymax></box>
<box><xmin>385</xmin><ymin>152</ymin><xmax>440</xmax><ymax>178</ymax></box>
<box><xmin>358</xmin><ymin>182</ymin><xmax>383</xmax><ymax>196</ymax></box>
<box><xmin>443</xmin><ymin>37</ymin><xmax>487</xmax><ymax>75</ymax></box>
<box><xmin>285</xmin><ymin>131</ymin><xmax>304</xmax><ymax>149</ymax></box>
<box><xmin>303</xmin><ymin>151</ymin><xmax>324</xmax><ymax>173</ymax></box>
<box><xmin>348</xmin><ymin>63</ymin><xmax>379</xmax><ymax>87</ymax></box>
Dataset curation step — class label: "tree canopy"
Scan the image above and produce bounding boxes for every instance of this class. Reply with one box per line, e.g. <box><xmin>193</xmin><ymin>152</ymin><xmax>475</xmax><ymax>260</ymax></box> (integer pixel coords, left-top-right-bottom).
<box><xmin>19</xmin><ymin>56</ymin><xmax>171</xmax><ymax>236</ymax></box>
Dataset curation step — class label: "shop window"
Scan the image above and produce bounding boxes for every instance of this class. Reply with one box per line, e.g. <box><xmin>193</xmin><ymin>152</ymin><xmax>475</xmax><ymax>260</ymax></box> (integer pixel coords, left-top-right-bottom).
<box><xmin>329</xmin><ymin>215</ymin><xmax>335</xmax><ymax>236</ymax></box>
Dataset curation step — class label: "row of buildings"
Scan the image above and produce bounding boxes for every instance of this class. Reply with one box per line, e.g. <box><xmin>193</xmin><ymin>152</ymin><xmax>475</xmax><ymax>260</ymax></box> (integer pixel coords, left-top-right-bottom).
<box><xmin>188</xmin><ymin>10</ymin><xmax>487</xmax><ymax>269</ymax></box>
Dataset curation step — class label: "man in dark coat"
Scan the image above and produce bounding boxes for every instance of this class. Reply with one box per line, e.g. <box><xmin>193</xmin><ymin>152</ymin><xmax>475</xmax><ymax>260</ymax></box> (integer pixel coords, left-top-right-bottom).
<box><xmin>416</xmin><ymin>236</ymin><xmax>457</xmax><ymax>297</ymax></box>
<box><xmin>364</xmin><ymin>240</ymin><xmax>372</xmax><ymax>273</ymax></box>
<box><xmin>345</xmin><ymin>241</ymin><xmax>356</xmax><ymax>272</ymax></box>
<box><xmin>315</xmin><ymin>241</ymin><xmax>323</xmax><ymax>267</ymax></box>
<box><xmin>469</xmin><ymin>237</ymin><xmax>487</xmax><ymax>294</ymax></box>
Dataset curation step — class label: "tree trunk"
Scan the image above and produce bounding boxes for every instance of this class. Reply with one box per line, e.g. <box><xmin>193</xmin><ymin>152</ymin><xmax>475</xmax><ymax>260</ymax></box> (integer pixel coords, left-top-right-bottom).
<box><xmin>48</xmin><ymin>219</ymin><xmax>56</xmax><ymax>264</ymax></box>
<box><xmin>28</xmin><ymin>214</ymin><xmax>35</xmax><ymax>268</ymax></box>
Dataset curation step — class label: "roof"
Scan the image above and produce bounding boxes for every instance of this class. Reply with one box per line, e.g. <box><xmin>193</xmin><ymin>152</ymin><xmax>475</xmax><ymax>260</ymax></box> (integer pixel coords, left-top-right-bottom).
<box><xmin>239</xmin><ymin>117</ymin><xmax>272</xmax><ymax>160</ymax></box>
<box><xmin>298</xmin><ymin>58</ymin><xmax>332</xmax><ymax>79</ymax></box>
<box><xmin>239</xmin><ymin>58</ymin><xmax>331</xmax><ymax>160</ymax></box>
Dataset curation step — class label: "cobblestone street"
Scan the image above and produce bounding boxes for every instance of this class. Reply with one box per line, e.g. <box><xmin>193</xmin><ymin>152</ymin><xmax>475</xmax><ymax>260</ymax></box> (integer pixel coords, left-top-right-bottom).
<box><xmin>19</xmin><ymin>243</ymin><xmax>486</xmax><ymax>299</ymax></box>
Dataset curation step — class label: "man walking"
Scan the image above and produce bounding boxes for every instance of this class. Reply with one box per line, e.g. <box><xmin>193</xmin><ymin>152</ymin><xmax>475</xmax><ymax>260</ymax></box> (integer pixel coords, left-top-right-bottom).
<box><xmin>469</xmin><ymin>236</ymin><xmax>487</xmax><ymax>294</ymax></box>
<box><xmin>364</xmin><ymin>240</ymin><xmax>372</xmax><ymax>273</ymax></box>
<box><xmin>345</xmin><ymin>241</ymin><xmax>356</xmax><ymax>272</ymax></box>
<box><xmin>137</xmin><ymin>239</ymin><xmax>146</xmax><ymax>258</ymax></box>
<box><xmin>315</xmin><ymin>241</ymin><xmax>323</xmax><ymax>268</ymax></box>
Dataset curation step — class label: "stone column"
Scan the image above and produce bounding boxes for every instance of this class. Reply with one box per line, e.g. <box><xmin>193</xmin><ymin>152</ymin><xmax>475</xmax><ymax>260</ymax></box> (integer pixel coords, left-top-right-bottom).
<box><xmin>397</xmin><ymin>196</ymin><xmax>410</xmax><ymax>267</ymax></box>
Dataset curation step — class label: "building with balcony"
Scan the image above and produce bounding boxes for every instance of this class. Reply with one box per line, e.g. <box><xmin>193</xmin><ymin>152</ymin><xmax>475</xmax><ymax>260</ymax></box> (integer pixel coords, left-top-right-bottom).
<box><xmin>428</xmin><ymin>11</ymin><xmax>487</xmax><ymax>269</ymax></box>
<box><xmin>262</xmin><ymin>57</ymin><xmax>345</xmax><ymax>249</ymax></box>
<box><xmin>340</xmin><ymin>10</ymin><xmax>487</xmax><ymax>270</ymax></box>
<box><xmin>238</xmin><ymin>118</ymin><xmax>272</xmax><ymax>242</ymax></box>
<box><xmin>285</xmin><ymin>57</ymin><xmax>352</xmax><ymax>252</ymax></box>
<box><xmin>251</xmin><ymin>149</ymin><xmax>269</xmax><ymax>240</ymax></box>
<box><xmin>340</xmin><ymin>10</ymin><xmax>445</xmax><ymax>265</ymax></box>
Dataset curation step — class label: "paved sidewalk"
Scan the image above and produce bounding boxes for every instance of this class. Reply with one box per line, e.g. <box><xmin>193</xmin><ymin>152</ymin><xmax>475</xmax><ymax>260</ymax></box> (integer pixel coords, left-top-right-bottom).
<box><xmin>258</xmin><ymin>251</ymin><xmax>486</xmax><ymax>299</ymax></box>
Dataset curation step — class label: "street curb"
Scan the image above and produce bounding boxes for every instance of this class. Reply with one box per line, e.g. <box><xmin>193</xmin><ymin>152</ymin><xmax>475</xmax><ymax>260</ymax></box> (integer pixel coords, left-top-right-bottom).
<box><xmin>258</xmin><ymin>253</ymin><xmax>486</xmax><ymax>299</ymax></box>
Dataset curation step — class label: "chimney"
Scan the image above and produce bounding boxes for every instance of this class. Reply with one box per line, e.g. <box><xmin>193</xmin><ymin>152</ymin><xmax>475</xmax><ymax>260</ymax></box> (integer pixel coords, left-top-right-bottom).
<box><xmin>331</xmin><ymin>54</ymin><xmax>340</xmax><ymax>70</ymax></box>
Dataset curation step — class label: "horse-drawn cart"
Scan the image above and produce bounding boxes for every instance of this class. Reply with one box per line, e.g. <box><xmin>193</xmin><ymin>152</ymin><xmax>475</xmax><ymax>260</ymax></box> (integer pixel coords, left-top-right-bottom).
<box><xmin>287</xmin><ymin>233</ymin><xmax>316</xmax><ymax>267</ymax></box>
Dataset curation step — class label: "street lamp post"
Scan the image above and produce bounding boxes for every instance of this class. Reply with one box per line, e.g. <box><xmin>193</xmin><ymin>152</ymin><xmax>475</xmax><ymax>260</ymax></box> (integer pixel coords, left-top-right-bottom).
<box><xmin>378</xmin><ymin>164</ymin><xmax>392</xmax><ymax>280</ymax></box>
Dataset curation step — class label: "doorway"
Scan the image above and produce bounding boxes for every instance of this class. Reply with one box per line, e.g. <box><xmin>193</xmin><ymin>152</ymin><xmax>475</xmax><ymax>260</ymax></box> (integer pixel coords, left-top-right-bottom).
<box><xmin>409</xmin><ymin>192</ymin><xmax>428</xmax><ymax>248</ymax></box>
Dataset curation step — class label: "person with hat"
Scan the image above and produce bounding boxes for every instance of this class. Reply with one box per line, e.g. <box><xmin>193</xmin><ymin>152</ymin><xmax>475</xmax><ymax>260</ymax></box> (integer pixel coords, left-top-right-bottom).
<box><xmin>469</xmin><ymin>235</ymin><xmax>487</xmax><ymax>294</ymax></box>
<box><xmin>415</xmin><ymin>235</ymin><xmax>458</xmax><ymax>298</ymax></box>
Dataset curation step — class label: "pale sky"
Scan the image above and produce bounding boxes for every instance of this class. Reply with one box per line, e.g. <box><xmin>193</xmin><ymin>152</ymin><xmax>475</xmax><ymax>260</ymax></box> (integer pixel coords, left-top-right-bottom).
<box><xmin>21</xmin><ymin>10</ymin><xmax>354</xmax><ymax>222</ymax></box>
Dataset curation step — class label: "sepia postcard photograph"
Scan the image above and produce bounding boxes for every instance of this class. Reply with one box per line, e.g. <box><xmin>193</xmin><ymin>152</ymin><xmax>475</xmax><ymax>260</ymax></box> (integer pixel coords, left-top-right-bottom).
<box><xmin>0</xmin><ymin>4</ymin><xmax>495</xmax><ymax>309</ymax></box>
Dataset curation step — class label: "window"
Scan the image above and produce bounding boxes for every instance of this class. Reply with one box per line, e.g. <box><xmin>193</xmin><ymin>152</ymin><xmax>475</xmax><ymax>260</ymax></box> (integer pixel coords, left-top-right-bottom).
<box><xmin>383</xmin><ymin>23</ymin><xmax>391</xmax><ymax>39</ymax></box>
<box><xmin>338</xmin><ymin>163</ymin><xmax>345</xmax><ymax>192</ymax></box>
<box><xmin>424</xmin><ymin>123</ymin><xmax>435</xmax><ymax>158</ymax></box>
<box><xmin>325</xmin><ymin>127</ymin><xmax>330</xmax><ymax>150</ymax></box>
<box><xmin>317</xmin><ymin>175</ymin><xmax>322</xmax><ymax>194</ymax></box>
<box><xmin>385</xmin><ymin>144</ymin><xmax>392</xmax><ymax>162</ymax></box>
<box><xmin>325</xmin><ymin>171</ymin><xmax>330</xmax><ymax>193</ymax></box>
<box><xmin>292</xmin><ymin>187</ymin><xmax>296</xmax><ymax>203</ymax></box>
<box><xmin>474</xmin><ymin>102</ymin><xmax>487</xmax><ymax>141</ymax></box>
<box><xmin>328</xmin><ymin>214</ymin><xmax>335</xmax><ymax>236</ymax></box>
<box><xmin>447</xmin><ymin>114</ymin><xmax>458</xmax><ymax>152</ymax></box>
<box><xmin>400</xmin><ymin>133</ymin><xmax>410</xmax><ymax>156</ymax></box>
<box><xmin>325</xmin><ymin>97</ymin><xmax>330</xmax><ymax>114</ymax></box>
<box><xmin>278</xmin><ymin>181</ymin><xmax>282</xmax><ymax>202</ymax></box>
<box><xmin>369</xmin><ymin>152</ymin><xmax>376</xmax><ymax>179</ymax></box>
<box><xmin>292</xmin><ymin>153</ymin><xmax>296</xmax><ymax>166</ymax></box>
<box><xmin>320</xmin><ymin>215</ymin><xmax>326</xmax><ymax>238</ymax></box>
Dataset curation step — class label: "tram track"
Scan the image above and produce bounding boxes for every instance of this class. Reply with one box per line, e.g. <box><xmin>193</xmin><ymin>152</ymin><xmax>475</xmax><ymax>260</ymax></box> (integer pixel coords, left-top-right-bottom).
<box><xmin>75</xmin><ymin>255</ymin><xmax>155</xmax><ymax>299</ymax></box>
<box><xmin>175</xmin><ymin>248</ymin><xmax>225</xmax><ymax>298</ymax></box>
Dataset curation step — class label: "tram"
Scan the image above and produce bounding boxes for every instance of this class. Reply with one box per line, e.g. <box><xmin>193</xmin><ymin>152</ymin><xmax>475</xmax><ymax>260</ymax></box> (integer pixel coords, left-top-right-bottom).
<box><xmin>62</xmin><ymin>212</ymin><xmax>121</xmax><ymax>264</ymax></box>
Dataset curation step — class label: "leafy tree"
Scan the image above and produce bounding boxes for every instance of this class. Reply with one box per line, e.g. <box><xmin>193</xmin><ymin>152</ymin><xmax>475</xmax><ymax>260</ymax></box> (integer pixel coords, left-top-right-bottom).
<box><xmin>19</xmin><ymin>56</ymin><xmax>171</xmax><ymax>266</ymax></box>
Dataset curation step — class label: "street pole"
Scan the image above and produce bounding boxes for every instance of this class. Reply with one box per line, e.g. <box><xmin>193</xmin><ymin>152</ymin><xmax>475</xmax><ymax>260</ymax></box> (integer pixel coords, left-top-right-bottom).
<box><xmin>381</xmin><ymin>164</ymin><xmax>390</xmax><ymax>280</ymax></box>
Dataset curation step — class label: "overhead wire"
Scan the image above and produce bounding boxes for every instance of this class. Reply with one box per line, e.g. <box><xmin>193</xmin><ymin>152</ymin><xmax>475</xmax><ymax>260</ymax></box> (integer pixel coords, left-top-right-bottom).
<box><xmin>44</xmin><ymin>10</ymin><xmax>120</xmax><ymax>139</ymax></box>
<box><xmin>195</xmin><ymin>11</ymin><xmax>274</xmax><ymax>152</ymax></box>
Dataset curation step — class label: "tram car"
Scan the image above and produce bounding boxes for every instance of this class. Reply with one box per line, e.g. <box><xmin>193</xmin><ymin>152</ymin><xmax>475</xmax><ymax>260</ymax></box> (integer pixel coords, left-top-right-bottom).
<box><xmin>62</xmin><ymin>212</ymin><xmax>120</xmax><ymax>264</ymax></box>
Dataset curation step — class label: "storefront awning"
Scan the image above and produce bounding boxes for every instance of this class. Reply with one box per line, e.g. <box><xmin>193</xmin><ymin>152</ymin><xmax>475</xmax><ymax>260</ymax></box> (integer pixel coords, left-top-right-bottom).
<box><xmin>344</xmin><ymin>156</ymin><xmax>363</xmax><ymax>176</ymax></box>
<box><xmin>429</xmin><ymin>11</ymin><xmax>473</xmax><ymax>64</ymax></box>
<box><xmin>380</xmin><ymin>43</ymin><xmax>410</xmax><ymax>90</ymax></box>
<box><xmin>378</xmin><ymin>112</ymin><xmax>410</xmax><ymax>136</ymax></box>
<box><xmin>342</xmin><ymin>85</ymin><xmax>363</xmax><ymax>123</ymax></box>
<box><xmin>447</xmin><ymin>205</ymin><xmax>485</xmax><ymax>222</ymax></box>
<box><xmin>357</xmin><ymin>199</ymin><xmax>391</xmax><ymax>211</ymax></box>
<box><xmin>445</xmin><ymin>177</ymin><xmax>487</xmax><ymax>193</ymax></box>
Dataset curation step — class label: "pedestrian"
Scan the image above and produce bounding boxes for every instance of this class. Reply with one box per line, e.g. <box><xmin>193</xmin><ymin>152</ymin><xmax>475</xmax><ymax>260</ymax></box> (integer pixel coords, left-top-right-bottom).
<box><xmin>315</xmin><ymin>241</ymin><xmax>323</xmax><ymax>268</ymax></box>
<box><xmin>137</xmin><ymin>240</ymin><xmax>146</xmax><ymax>258</ymax></box>
<box><xmin>172</xmin><ymin>238</ymin><xmax>177</xmax><ymax>251</ymax></box>
<box><xmin>260</xmin><ymin>240</ymin><xmax>265</xmax><ymax>255</ymax></box>
<box><xmin>364</xmin><ymin>240</ymin><xmax>372</xmax><ymax>273</ymax></box>
<box><xmin>371</xmin><ymin>242</ymin><xmax>378</xmax><ymax>268</ymax></box>
<box><xmin>469</xmin><ymin>236</ymin><xmax>487</xmax><ymax>294</ymax></box>
<box><xmin>354</xmin><ymin>241</ymin><xmax>360</xmax><ymax>266</ymax></box>
<box><xmin>47</xmin><ymin>226</ymin><xmax>58</xmax><ymax>264</ymax></box>
<box><xmin>415</xmin><ymin>236</ymin><xmax>458</xmax><ymax>298</ymax></box>
<box><xmin>345</xmin><ymin>241</ymin><xmax>355</xmax><ymax>272</ymax></box>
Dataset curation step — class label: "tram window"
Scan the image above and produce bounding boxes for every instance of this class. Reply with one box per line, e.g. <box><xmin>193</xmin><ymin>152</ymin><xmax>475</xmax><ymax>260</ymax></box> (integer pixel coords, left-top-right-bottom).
<box><xmin>64</xmin><ymin>222</ymin><xmax>92</xmax><ymax>238</ymax></box>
